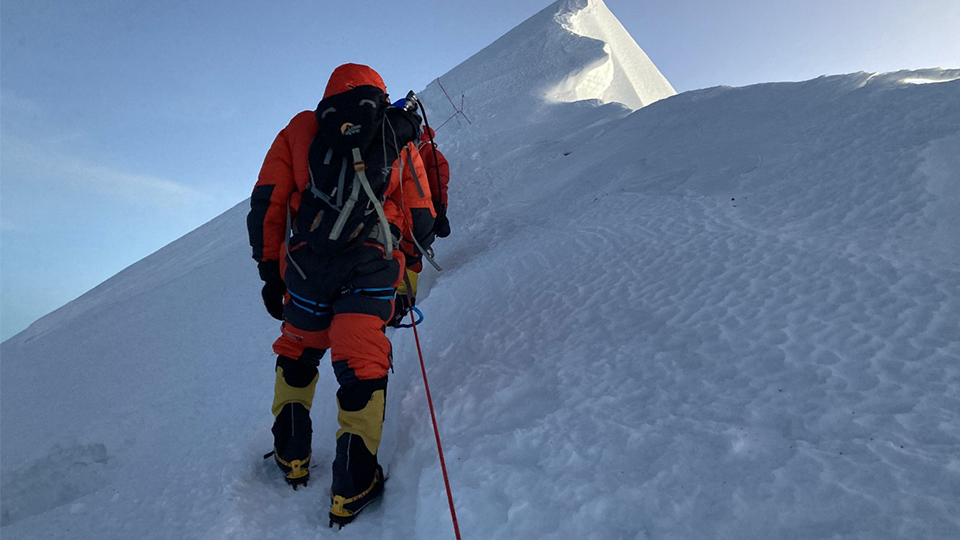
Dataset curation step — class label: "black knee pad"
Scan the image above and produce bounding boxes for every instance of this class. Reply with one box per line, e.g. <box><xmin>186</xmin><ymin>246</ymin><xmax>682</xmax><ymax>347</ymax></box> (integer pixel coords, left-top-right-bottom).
<box><xmin>276</xmin><ymin>354</ymin><xmax>320</xmax><ymax>388</ymax></box>
<box><xmin>336</xmin><ymin>377</ymin><xmax>388</xmax><ymax>412</ymax></box>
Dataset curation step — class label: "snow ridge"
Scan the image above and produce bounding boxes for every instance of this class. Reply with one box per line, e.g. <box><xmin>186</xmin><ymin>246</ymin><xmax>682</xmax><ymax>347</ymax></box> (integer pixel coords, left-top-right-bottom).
<box><xmin>547</xmin><ymin>0</ymin><xmax>676</xmax><ymax>109</ymax></box>
<box><xmin>415</xmin><ymin>0</ymin><xmax>673</xmax><ymax>133</ymax></box>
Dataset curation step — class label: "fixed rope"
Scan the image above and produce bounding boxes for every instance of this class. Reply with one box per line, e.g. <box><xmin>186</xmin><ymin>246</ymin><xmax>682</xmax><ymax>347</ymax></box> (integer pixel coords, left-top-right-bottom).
<box><xmin>410</xmin><ymin>310</ymin><xmax>463</xmax><ymax>540</ymax></box>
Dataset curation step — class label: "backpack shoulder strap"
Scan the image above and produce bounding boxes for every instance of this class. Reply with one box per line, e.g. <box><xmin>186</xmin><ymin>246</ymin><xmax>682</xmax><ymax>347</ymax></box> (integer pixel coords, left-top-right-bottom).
<box><xmin>349</xmin><ymin>147</ymin><xmax>394</xmax><ymax>258</ymax></box>
<box><xmin>285</xmin><ymin>192</ymin><xmax>308</xmax><ymax>280</ymax></box>
<box><xmin>404</xmin><ymin>146</ymin><xmax>426</xmax><ymax>198</ymax></box>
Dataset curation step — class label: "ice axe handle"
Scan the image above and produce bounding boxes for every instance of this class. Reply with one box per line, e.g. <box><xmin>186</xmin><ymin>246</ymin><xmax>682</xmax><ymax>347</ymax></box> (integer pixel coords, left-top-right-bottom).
<box><xmin>402</xmin><ymin>91</ymin><xmax>419</xmax><ymax>112</ymax></box>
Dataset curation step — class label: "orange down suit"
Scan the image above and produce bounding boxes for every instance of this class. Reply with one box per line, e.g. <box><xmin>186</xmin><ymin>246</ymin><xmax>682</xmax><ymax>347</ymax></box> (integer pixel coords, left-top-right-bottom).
<box><xmin>249</xmin><ymin>91</ymin><xmax>435</xmax><ymax>382</ymax></box>
<box><xmin>418</xmin><ymin>127</ymin><xmax>450</xmax><ymax>209</ymax></box>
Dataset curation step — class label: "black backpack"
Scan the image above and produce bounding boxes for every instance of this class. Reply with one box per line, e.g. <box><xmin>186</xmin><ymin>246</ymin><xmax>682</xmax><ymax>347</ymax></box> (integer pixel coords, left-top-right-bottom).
<box><xmin>291</xmin><ymin>85</ymin><xmax>422</xmax><ymax>261</ymax></box>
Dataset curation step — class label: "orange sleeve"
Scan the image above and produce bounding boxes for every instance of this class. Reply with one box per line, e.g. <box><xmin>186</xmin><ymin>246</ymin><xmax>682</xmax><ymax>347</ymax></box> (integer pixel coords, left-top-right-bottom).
<box><xmin>247</xmin><ymin>126</ymin><xmax>298</xmax><ymax>263</ymax></box>
<box><xmin>419</xmin><ymin>144</ymin><xmax>450</xmax><ymax>209</ymax></box>
<box><xmin>436</xmin><ymin>149</ymin><xmax>450</xmax><ymax>207</ymax></box>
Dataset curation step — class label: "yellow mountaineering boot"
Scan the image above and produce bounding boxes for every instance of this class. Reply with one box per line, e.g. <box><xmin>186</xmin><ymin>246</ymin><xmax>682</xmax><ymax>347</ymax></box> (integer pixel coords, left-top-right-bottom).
<box><xmin>269</xmin><ymin>355</ymin><xmax>319</xmax><ymax>489</ymax></box>
<box><xmin>328</xmin><ymin>379</ymin><xmax>387</xmax><ymax>528</ymax></box>
<box><xmin>329</xmin><ymin>464</ymin><xmax>385</xmax><ymax>528</ymax></box>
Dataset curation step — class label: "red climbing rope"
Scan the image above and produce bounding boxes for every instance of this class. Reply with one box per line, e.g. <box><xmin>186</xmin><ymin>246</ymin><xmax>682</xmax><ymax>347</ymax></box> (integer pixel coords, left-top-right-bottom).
<box><xmin>410</xmin><ymin>311</ymin><xmax>463</xmax><ymax>540</ymax></box>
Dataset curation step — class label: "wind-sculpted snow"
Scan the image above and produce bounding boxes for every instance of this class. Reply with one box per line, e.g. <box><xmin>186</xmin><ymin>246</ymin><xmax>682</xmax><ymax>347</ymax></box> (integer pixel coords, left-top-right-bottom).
<box><xmin>2</xmin><ymin>8</ymin><xmax>960</xmax><ymax>540</ymax></box>
<box><xmin>414</xmin><ymin>0</ymin><xmax>672</xmax><ymax>135</ymax></box>
<box><xmin>547</xmin><ymin>0</ymin><xmax>675</xmax><ymax>108</ymax></box>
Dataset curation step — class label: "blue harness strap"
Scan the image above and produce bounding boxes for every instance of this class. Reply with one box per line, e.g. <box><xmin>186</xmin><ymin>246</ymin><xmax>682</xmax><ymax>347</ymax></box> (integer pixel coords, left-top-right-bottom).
<box><xmin>352</xmin><ymin>287</ymin><xmax>396</xmax><ymax>300</ymax></box>
<box><xmin>288</xmin><ymin>290</ymin><xmax>331</xmax><ymax>316</ymax></box>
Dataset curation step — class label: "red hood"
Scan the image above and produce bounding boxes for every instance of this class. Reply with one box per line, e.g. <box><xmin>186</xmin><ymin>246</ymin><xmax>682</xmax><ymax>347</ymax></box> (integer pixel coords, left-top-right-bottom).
<box><xmin>323</xmin><ymin>63</ymin><xmax>386</xmax><ymax>99</ymax></box>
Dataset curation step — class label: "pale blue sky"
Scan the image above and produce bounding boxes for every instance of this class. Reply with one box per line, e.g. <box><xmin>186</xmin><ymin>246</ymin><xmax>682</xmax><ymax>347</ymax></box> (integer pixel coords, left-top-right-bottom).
<box><xmin>2</xmin><ymin>0</ymin><xmax>958</xmax><ymax>340</ymax></box>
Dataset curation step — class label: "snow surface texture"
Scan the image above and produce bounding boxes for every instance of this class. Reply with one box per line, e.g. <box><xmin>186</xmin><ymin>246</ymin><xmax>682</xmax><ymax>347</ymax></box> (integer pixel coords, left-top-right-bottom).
<box><xmin>2</xmin><ymin>1</ymin><xmax>960</xmax><ymax>539</ymax></box>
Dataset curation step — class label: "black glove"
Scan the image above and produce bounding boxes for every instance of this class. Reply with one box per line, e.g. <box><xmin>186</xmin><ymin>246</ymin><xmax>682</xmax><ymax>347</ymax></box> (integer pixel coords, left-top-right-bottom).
<box><xmin>258</xmin><ymin>260</ymin><xmax>286</xmax><ymax>321</ymax></box>
<box><xmin>388</xmin><ymin>291</ymin><xmax>414</xmax><ymax>328</ymax></box>
<box><xmin>434</xmin><ymin>204</ymin><xmax>451</xmax><ymax>238</ymax></box>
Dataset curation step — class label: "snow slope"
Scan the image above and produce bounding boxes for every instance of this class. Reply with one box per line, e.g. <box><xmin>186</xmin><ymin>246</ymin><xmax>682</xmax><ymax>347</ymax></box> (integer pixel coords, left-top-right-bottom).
<box><xmin>3</xmin><ymin>0</ymin><xmax>960</xmax><ymax>538</ymax></box>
